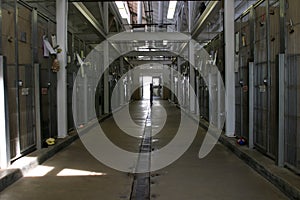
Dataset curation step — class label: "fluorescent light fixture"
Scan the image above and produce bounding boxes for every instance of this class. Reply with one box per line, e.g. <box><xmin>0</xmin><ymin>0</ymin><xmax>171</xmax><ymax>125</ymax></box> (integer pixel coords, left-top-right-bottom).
<box><xmin>167</xmin><ymin>1</ymin><xmax>177</xmax><ymax>19</ymax></box>
<box><xmin>115</xmin><ymin>1</ymin><xmax>130</xmax><ymax>24</ymax></box>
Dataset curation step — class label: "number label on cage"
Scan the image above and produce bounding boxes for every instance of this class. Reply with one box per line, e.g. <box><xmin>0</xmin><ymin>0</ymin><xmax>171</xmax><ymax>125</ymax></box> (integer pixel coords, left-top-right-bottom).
<box><xmin>259</xmin><ymin>85</ymin><xmax>266</xmax><ymax>93</ymax></box>
<box><xmin>21</xmin><ymin>88</ymin><xmax>29</xmax><ymax>96</ymax></box>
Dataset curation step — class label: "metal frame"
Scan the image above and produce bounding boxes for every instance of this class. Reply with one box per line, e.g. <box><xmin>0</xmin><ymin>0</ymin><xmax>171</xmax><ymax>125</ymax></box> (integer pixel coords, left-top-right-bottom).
<box><xmin>32</xmin><ymin>9</ymin><xmax>42</xmax><ymax>149</ymax></box>
<box><xmin>266</xmin><ymin>0</ymin><xmax>272</xmax><ymax>154</ymax></box>
<box><xmin>276</xmin><ymin>0</ymin><xmax>286</xmax><ymax>167</ymax></box>
<box><xmin>248</xmin><ymin>62</ymin><xmax>254</xmax><ymax>149</ymax></box>
<box><xmin>191</xmin><ymin>1</ymin><xmax>222</xmax><ymax>39</ymax></box>
<box><xmin>277</xmin><ymin>54</ymin><xmax>285</xmax><ymax>167</ymax></box>
<box><xmin>14</xmin><ymin>0</ymin><xmax>21</xmax><ymax>158</ymax></box>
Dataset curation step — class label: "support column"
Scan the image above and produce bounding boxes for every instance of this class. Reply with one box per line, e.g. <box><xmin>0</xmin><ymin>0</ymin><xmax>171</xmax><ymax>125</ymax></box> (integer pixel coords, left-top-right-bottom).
<box><xmin>120</xmin><ymin>57</ymin><xmax>125</xmax><ymax>106</ymax></box>
<box><xmin>83</xmin><ymin>73</ymin><xmax>88</xmax><ymax>123</ymax></box>
<box><xmin>189</xmin><ymin>42</ymin><xmax>195</xmax><ymax>113</ymax></box>
<box><xmin>158</xmin><ymin>1</ymin><xmax>163</xmax><ymax>26</ymax></box>
<box><xmin>248</xmin><ymin>62</ymin><xmax>254</xmax><ymax>149</ymax></box>
<box><xmin>224</xmin><ymin>0</ymin><xmax>235</xmax><ymax>137</ymax></box>
<box><xmin>137</xmin><ymin>1</ymin><xmax>143</xmax><ymax>24</ymax></box>
<box><xmin>103</xmin><ymin>42</ymin><xmax>109</xmax><ymax>114</ymax></box>
<box><xmin>103</xmin><ymin>2</ymin><xmax>109</xmax><ymax>34</ymax></box>
<box><xmin>277</xmin><ymin>54</ymin><xmax>285</xmax><ymax>167</ymax></box>
<box><xmin>170</xmin><ymin>65</ymin><xmax>174</xmax><ymax>102</ymax></box>
<box><xmin>0</xmin><ymin>56</ymin><xmax>10</xmax><ymax>169</ymax></box>
<box><xmin>56</xmin><ymin>0</ymin><xmax>68</xmax><ymax>138</ymax></box>
<box><xmin>177</xmin><ymin>57</ymin><xmax>182</xmax><ymax>105</ymax></box>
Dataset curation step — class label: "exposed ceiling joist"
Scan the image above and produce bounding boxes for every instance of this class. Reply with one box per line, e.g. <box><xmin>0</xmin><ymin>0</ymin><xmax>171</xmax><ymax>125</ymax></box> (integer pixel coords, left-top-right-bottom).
<box><xmin>72</xmin><ymin>2</ymin><xmax>106</xmax><ymax>38</ymax></box>
<box><xmin>129</xmin><ymin>60</ymin><xmax>174</xmax><ymax>66</ymax></box>
<box><xmin>191</xmin><ymin>1</ymin><xmax>222</xmax><ymax>39</ymax></box>
<box><xmin>126</xmin><ymin>51</ymin><xmax>176</xmax><ymax>57</ymax></box>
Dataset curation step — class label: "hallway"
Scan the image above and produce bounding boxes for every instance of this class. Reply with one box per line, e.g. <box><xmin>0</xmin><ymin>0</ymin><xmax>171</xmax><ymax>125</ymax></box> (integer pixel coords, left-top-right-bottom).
<box><xmin>0</xmin><ymin>101</ymin><xmax>287</xmax><ymax>200</ymax></box>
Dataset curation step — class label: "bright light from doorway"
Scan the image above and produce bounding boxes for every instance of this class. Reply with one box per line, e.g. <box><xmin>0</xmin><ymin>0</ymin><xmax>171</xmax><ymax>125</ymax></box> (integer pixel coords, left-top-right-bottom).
<box><xmin>24</xmin><ymin>166</ymin><xmax>54</xmax><ymax>177</ymax></box>
<box><xmin>143</xmin><ymin>76</ymin><xmax>152</xmax><ymax>100</ymax></box>
<box><xmin>57</xmin><ymin>168</ymin><xmax>107</xmax><ymax>177</ymax></box>
<box><xmin>115</xmin><ymin>1</ymin><xmax>131</xmax><ymax>24</ymax></box>
<box><xmin>167</xmin><ymin>1</ymin><xmax>177</xmax><ymax>19</ymax></box>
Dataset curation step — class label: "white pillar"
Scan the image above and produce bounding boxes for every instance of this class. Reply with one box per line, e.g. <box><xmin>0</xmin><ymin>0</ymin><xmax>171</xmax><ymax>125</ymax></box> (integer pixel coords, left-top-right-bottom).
<box><xmin>0</xmin><ymin>56</ymin><xmax>10</xmax><ymax>168</ymax></box>
<box><xmin>137</xmin><ymin>1</ymin><xmax>143</xmax><ymax>24</ymax></box>
<box><xmin>224</xmin><ymin>0</ymin><xmax>235</xmax><ymax>137</ymax></box>
<box><xmin>56</xmin><ymin>0</ymin><xmax>68</xmax><ymax>138</ymax></box>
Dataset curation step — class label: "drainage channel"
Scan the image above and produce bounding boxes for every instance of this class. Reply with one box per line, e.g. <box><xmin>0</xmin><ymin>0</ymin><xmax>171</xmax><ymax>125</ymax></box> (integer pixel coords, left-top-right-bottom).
<box><xmin>130</xmin><ymin>109</ymin><xmax>152</xmax><ymax>200</ymax></box>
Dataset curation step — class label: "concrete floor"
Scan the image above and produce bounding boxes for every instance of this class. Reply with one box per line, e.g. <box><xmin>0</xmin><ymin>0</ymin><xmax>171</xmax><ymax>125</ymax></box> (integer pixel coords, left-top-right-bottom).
<box><xmin>0</xmin><ymin>100</ymin><xmax>288</xmax><ymax>200</ymax></box>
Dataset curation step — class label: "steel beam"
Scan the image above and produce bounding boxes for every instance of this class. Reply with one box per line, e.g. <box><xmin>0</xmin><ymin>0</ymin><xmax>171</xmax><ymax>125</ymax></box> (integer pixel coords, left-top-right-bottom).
<box><xmin>14</xmin><ymin>0</ymin><xmax>21</xmax><ymax>156</ymax></box>
<box><xmin>34</xmin><ymin>64</ymin><xmax>42</xmax><ymax>150</ymax></box>
<box><xmin>109</xmin><ymin>2</ymin><xmax>125</xmax><ymax>31</ymax></box>
<box><xmin>107</xmin><ymin>32</ymin><xmax>191</xmax><ymax>42</ymax></box>
<box><xmin>125</xmin><ymin>51</ymin><xmax>176</xmax><ymax>57</ymax></box>
<box><xmin>128</xmin><ymin>60</ymin><xmax>173</xmax><ymax>66</ymax></box>
<box><xmin>103</xmin><ymin>2</ymin><xmax>109</xmax><ymax>34</ymax></box>
<box><xmin>191</xmin><ymin>1</ymin><xmax>222</xmax><ymax>39</ymax></box>
<box><xmin>72</xmin><ymin>2</ymin><xmax>106</xmax><ymax>38</ymax></box>
<box><xmin>279</xmin><ymin>0</ymin><xmax>286</xmax><ymax>53</ymax></box>
<box><xmin>248</xmin><ymin>62</ymin><xmax>254</xmax><ymax>149</ymax></box>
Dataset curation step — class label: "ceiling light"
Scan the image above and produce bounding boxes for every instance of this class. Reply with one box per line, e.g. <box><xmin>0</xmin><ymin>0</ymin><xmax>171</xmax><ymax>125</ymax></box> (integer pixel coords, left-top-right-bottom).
<box><xmin>167</xmin><ymin>1</ymin><xmax>177</xmax><ymax>19</ymax></box>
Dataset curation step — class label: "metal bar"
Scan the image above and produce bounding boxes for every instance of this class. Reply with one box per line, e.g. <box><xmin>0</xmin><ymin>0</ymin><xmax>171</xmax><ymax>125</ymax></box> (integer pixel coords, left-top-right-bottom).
<box><xmin>32</xmin><ymin>9</ymin><xmax>38</xmax><ymax>63</ymax></box>
<box><xmin>14</xmin><ymin>0</ymin><xmax>21</xmax><ymax>157</ymax></box>
<box><xmin>109</xmin><ymin>2</ymin><xmax>125</xmax><ymax>31</ymax></box>
<box><xmin>98</xmin><ymin>2</ymin><xmax>104</xmax><ymax>25</ymax></box>
<box><xmin>47</xmin><ymin>20</ymin><xmax>52</xmax><ymax>139</ymax></box>
<box><xmin>277</xmin><ymin>54</ymin><xmax>285</xmax><ymax>167</ymax></box>
<box><xmin>279</xmin><ymin>0</ymin><xmax>286</xmax><ymax>53</ymax></box>
<box><xmin>189</xmin><ymin>41</ymin><xmax>195</xmax><ymax>113</ymax></box>
<box><xmin>249</xmin><ymin>6</ymin><xmax>255</xmax><ymax>61</ymax></box>
<box><xmin>34</xmin><ymin>64</ymin><xmax>41</xmax><ymax>150</ymax></box>
<box><xmin>103</xmin><ymin>41</ymin><xmax>109</xmax><ymax>114</ymax></box>
<box><xmin>103</xmin><ymin>2</ymin><xmax>109</xmax><ymax>34</ymax></box>
<box><xmin>266</xmin><ymin>0</ymin><xmax>271</xmax><ymax>153</ymax></box>
<box><xmin>32</xmin><ymin>9</ymin><xmax>40</xmax><ymax>149</ymax></box>
<box><xmin>248</xmin><ymin>62</ymin><xmax>254</xmax><ymax>149</ymax></box>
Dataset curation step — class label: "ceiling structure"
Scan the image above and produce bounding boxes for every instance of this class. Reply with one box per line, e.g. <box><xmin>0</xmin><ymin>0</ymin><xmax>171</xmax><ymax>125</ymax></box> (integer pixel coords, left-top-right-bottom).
<box><xmin>24</xmin><ymin>0</ymin><xmax>260</xmax><ymax>67</ymax></box>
